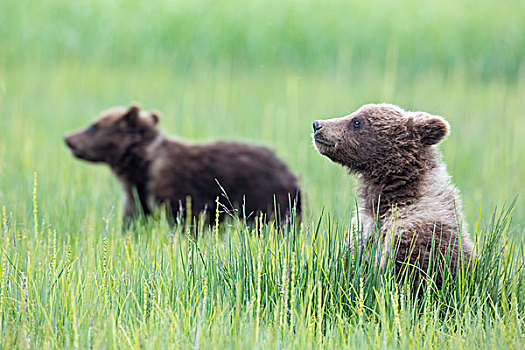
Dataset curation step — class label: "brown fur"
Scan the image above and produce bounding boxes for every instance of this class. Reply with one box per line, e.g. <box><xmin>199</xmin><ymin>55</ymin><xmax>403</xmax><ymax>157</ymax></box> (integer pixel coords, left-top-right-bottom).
<box><xmin>65</xmin><ymin>105</ymin><xmax>301</xmax><ymax>227</ymax></box>
<box><xmin>312</xmin><ymin>103</ymin><xmax>473</xmax><ymax>288</ymax></box>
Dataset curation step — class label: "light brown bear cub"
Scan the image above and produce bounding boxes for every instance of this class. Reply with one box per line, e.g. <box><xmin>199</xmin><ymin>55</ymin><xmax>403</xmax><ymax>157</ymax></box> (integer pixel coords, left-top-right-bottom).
<box><xmin>312</xmin><ymin>103</ymin><xmax>473</xmax><ymax>287</ymax></box>
<box><xmin>65</xmin><ymin>105</ymin><xmax>301</xmax><ymax>227</ymax></box>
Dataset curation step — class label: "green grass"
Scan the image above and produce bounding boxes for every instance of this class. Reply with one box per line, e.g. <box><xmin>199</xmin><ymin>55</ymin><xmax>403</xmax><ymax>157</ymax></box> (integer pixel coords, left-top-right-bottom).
<box><xmin>2</xmin><ymin>0</ymin><xmax>525</xmax><ymax>79</ymax></box>
<box><xmin>0</xmin><ymin>0</ymin><xmax>524</xmax><ymax>348</ymax></box>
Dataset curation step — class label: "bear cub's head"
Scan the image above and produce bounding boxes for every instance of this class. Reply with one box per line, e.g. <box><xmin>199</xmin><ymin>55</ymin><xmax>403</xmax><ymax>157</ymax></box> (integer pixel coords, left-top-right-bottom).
<box><xmin>312</xmin><ymin>103</ymin><xmax>450</xmax><ymax>180</ymax></box>
<box><xmin>65</xmin><ymin>105</ymin><xmax>160</xmax><ymax>164</ymax></box>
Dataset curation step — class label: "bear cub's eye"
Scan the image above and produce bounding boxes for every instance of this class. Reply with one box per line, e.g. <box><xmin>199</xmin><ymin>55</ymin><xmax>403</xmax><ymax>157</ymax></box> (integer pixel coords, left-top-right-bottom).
<box><xmin>86</xmin><ymin>124</ymin><xmax>98</xmax><ymax>135</ymax></box>
<box><xmin>352</xmin><ymin>118</ymin><xmax>362</xmax><ymax>129</ymax></box>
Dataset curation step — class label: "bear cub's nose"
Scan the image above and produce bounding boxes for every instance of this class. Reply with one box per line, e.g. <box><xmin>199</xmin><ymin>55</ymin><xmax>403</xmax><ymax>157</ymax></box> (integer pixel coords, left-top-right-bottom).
<box><xmin>312</xmin><ymin>120</ymin><xmax>322</xmax><ymax>132</ymax></box>
<box><xmin>64</xmin><ymin>134</ymin><xmax>75</xmax><ymax>149</ymax></box>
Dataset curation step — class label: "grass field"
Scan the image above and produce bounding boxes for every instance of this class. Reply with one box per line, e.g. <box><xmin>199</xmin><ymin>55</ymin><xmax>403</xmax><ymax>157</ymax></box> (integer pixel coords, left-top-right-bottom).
<box><xmin>1</xmin><ymin>0</ymin><xmax>524</xmax><ymax>348</ymax></box>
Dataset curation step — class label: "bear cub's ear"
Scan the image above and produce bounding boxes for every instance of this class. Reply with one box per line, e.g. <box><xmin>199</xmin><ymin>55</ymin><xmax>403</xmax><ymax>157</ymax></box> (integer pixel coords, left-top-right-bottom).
<box><xmin>150</xmin><ymin>111</ymin><xmax>161</xmax><ymax>125</ymax></box>
<box><xmin>123</xmin><ymin>104</ymin><xmax>141</xmax><ymax>125</ymax></box>
<box><xmin>409</xmin><ymin>112</ymin><xmax>450</xmax><ymax>146</ymax></box>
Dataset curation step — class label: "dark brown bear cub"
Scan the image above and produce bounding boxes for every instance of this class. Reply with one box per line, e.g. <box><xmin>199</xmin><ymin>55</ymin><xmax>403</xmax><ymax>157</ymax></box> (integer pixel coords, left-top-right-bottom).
<box><xmin>65</xmin><ymin>105</ymin><xmax>301</xmax><ymax>227</ymax></box>
<box><xmin>312</xmin><ymin>103</ymin><xmax>473</xmax><ymax>288</ymax></box>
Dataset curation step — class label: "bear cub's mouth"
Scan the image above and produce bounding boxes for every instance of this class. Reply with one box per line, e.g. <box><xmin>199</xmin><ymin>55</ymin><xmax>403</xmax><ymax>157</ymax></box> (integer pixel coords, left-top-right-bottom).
<box><xmin>68</xmin><ymin>147</ymin><xmax>91</xmax><ymax>161</ymax></box>
<box><xmin>312</xmin><ymin>136</ymin><xmax>335</xmax><ymax>147</ymax></box>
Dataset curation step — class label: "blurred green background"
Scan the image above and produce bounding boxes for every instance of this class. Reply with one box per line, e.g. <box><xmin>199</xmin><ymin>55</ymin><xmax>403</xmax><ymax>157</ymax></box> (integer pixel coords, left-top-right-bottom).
<box><xmin>0</xmin><ymin>0</ymin><xmax>524</xmax><ymax>235</ymax></box>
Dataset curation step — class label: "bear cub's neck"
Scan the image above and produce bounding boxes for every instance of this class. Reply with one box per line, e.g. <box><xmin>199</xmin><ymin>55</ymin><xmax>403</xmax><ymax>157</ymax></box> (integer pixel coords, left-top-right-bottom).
<box><xmin>110</xmin><ymin>134</ymin><xmax>169</xmax><ymax>215</ymax></box>
<box><xmin>357</xmin><ymin>152</ymin><xmax>439</xmax><ymax>219</ymax></box>
<box><xmin>111</xmin><ymin>147</ymin><xmax>151</xmax><ymax>187</ymax></box>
